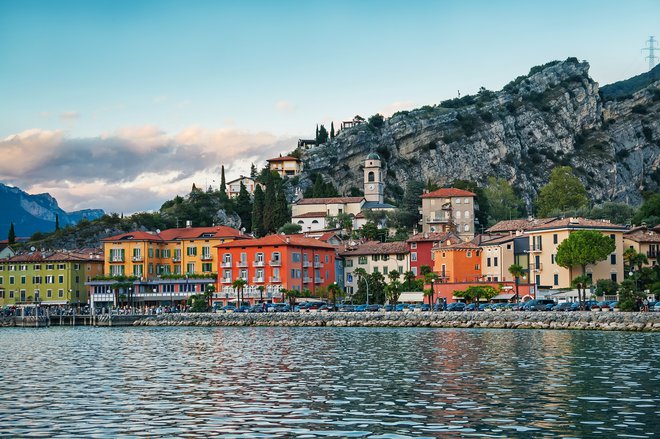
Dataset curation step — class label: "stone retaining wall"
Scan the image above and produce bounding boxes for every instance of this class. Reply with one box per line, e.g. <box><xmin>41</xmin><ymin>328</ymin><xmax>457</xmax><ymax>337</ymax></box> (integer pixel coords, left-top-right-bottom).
<box><xmin>134</xmin><ymin>311</ymin><xmax>660</xmax><ymax>332</ymax></box>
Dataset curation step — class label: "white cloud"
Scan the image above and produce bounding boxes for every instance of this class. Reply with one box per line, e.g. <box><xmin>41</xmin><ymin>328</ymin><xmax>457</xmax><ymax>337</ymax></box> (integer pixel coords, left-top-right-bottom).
<box><xmin>275</xmin><ymin>100</ymin><xmax>296</xmax><ymax>113</ymax></box>
<box><xmin>0</xmin><ymin>126</ymin><xmax>297</xmax><ymax>213</ymax></box>
<box><xmin>59</xmin><ymin>111</ymin><xmax>80</xmax><ymax>121</ymax></box>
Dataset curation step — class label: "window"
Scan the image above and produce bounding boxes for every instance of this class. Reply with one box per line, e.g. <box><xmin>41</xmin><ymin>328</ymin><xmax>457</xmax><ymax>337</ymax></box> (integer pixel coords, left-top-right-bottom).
<box><xmin>411</xmin><ymin>252</ymin><xmax>417</xmax><ymax>261</ymax></box>
<box><xmin>611</xmin><ymin>273</ymin><xmax>617</xmax><ymax>282</ymax></box>
<box><xmin>148</xmin><ymin>263</ymin><xmax>154</xmax><ymax>274</ymax></box>
<box><xmin>455</xmin><ymin>211</ymin><xmax>461</xmax><ymax>219</ymax></box>
<box><xmin>239</xmin><ymin>269</ymin><xmax>248</xmax><ymax>280</ymax></box>
<box><xmin>456</xmin><ymin>198</ymin><xmax>461</xmax><ymax>204</ymax></box>
<box><xmin>272</xmin><ymin>252</ymin><xmax>281</xmax><ymax>263</ymax></box>
<box><xmin>20</xmin><ymin>276</ymin><xmax>26</xmax><ymax>284</ymax></box>
<box><xmin>133</xmin><ymin>265</ymin><xmax>143</xmax><ymax>277</ymax></box>
<box><xmin>466</xmin><ymin>251</ymin><xmax>472</xmax><ymax>258</ymax></box>
<box><xmin>553</xmin><ymin>234</ymin><xmax>558</xmax><ymax>244</ymax></box>
<box><xmin>464</xmin><ymin>224</ymin><xmax>470</xmax><ymax>232</ymax></box>
<box><xmin>174</xmin><ymin>249</ymin><xmax>181</xmax><ymax>260</ymax></box>
<box><xmin>494</xmin><ymin>257</ymin><xmax>498</xmax><ymax>267</ymax></box>
<box><xmin>223</xmin><ymin>253</ymin><xmax>232</xmax><ymax>263</ymax></box>
<box><xmin>292</xmin><ymin>253</ymin><xmax>301</xmax><ymax>263</ymax></box>
<box><xmin>609</xmin><ymin>234</ymin><xmax>615</xmax><ymax>240</ymax></box>
<box><xmin>32</xmin><ymin>276</ymin><xmax>42</xmax><ymax>284</ymax></box>
<box><xmin>412</xmin><ymin>267</ymin><xmax>418</xmax><ymax>276</ymax></box>
<box><xmin>58</xmin><ymin>264</ymin><xmax>65</xmax><ymax>270</ymax></box>
<box><xmin>397</xmin><ymin>254</ymin><xmax>405</xmax><ymax>261</ymax></box>
<box><xmin>202</xmin><ymin>246</ymin><xmax>211</xmax><ymax>259</ymax></box>
<box><xmin>34</xmin><ymin>264</ymin><xmax>41</xmax><ymax>270</ymax></box>
<box><xmin>223</xmin><ymin>270</ymin><xmax>232</xmax><ymax>281</ymax></box>
<box><xmin>255</xmin><ymin>252</ymin><xmax>264</xmax><ymax>263</ymax></box>
<box><xmin>475</xmin><ymin>264</ymin><xmax>480</xmax><ymax>270</ymax></box>
<box><xmin>202</xmin><ymin>263</ymin><xmax>212</xmax><ymax>272</ymax></box>
<box><xmin>9</xmin><ymin>276</ymin><xmax>14</xmax><ymax>285</ymax></box>
<box><xmin>553</xmin><ymin>274</ymin><xmax>559</xmax><ymax>286</ymax></box>
<box><xmin>358</xmin><ymin>256</ymin><xmax>367</xmax><ymax>265</ymax></box>
<box><xmin>507</xmin><ymin>244</ymin><xmax>512</xmax><ymax>250</ymax></box>
<box><xmin>610</xmin><ymin>254</ymin><xmax>616</xmax><ymax>265</ymax></box>
<box><xmin>345</xmin><ymin>259</ymin><xmax>353</xmax><ymax>267</ymax></box>
<box><xmin>373</xmin><ymin>267</ymin><xmax>379</xmax><ymax>274</ymax></box>
<box><xmin>187</xmin><ymin>246</ymin><xmax>197</xmax><ymax>256</ymax></box>
<box><xmin>148</xmin><ymin>248</ymin><xmax>154</xmax><ymax>258</ymax></box>
<box><xmin>73</xmin><ymin>264</ymin><xmax>80</xmax><ymax>270</ymax></box>
<box><xmin>464</xmin><ymin>198</ymin><xmax>470</xmax><ymax>204</ymax></box>
<box><xmin>487</xmin><ymin>257</ymin><xmax>491</xmax><ymax>267</ymax></box>
<box><xmin>383</xmin><ymin>266</ymin><xmax>388</xmax><ymax>274</ymax></box>
<box><xmin>382</xmin><ymin>254</ymin><xmax>389</xmax><ymax>261</ymax></box>
<box><xmin>47</xmin><ymin>289</ymin><xmax>52</xmax><ymax>298</ymax></box>
<box><xmin>187</xmin><ymin>263</ymin><xmax>195</xmax><ymax>274</ymax></box>
<box><xmin>535</xmin><ymin>255</ymin><xmax>540</xmax><ymax>267</ymax></box>
<box><xmin>410</xmin><ymin>242</ymin><xmax>417</xmax><ymax>249</ymax></box>
<box><xmin>58</xmin><ymin>289</ymin><xmax>64</xmax><ymax>298</ymax></box>
<box><xmin>368</xmin><ymin>171</ymin><xmax>375</xmax><ymax>182</ymax></box>
<box><xmin>464</xmin><ymin>211</ymin><xmax>470</xmax><ymax>219</ymax></box>
<box><xmin>551</xmin><ymin>254</ymin><xmax>556</xmax><ymax>264</ymax></box>
<box><xmin>372</xmin><ymin>255</ymin><xmax>380</xmax><ymax>261</ymax></box>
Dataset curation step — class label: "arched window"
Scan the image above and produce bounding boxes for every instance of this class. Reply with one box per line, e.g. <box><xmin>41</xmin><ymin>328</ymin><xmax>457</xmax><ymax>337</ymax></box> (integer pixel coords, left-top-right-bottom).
<box><xmin>464</xmin><ymin>224</ymin><xmax>470</xmax><ymax>232</ymax></box>
<box><xmin>465</xmin><ymin>211</ymin><xmax>470</xmax><ymax>219</ymax></box>
<box><xmin>297</xmin><ymin>220</ymin><xmax>304</xmax><ymax>225</ymax></box>
<box><xmin>312</xmin><ymin>220</ymin><xmax>319</xmax><ymax>224</ymax></box>
<box><xmin>455</xmin><ymin>211</ymin><xmax>461</xmax><ymax>219</ymax></box>
<box><xmin>368</xmin><ymin>171</ymin><xmax>375</xmax><ymax>182</ymax></box>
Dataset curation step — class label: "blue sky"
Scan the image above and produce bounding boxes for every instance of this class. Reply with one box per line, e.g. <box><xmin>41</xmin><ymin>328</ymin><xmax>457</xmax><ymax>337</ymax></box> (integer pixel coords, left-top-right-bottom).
<box><xmin>0</xmin><ymin>0</ymin><xmax>658</xmax><ymax>213</ymax></box>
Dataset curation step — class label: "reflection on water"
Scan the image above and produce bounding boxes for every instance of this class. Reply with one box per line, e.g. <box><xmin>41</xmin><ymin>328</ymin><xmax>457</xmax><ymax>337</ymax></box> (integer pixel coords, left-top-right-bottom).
<box><xmin>0</xmin><ymin>327</ymin><xmax>658</xmax><ymax>437</ymax></box>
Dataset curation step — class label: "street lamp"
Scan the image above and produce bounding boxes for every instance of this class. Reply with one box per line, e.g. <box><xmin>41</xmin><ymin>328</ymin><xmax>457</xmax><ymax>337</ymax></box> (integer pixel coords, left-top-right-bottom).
<box><xmin>430</xmin><ymin>278</ymin><xmax>435</xmax><ymax>311</ymax></box>
<box><xmin>358</xmin><ymin>275</ymin><xmax>370</xmax><ymax>305</ymax></box>
<box><xmin>128</xmin><ymin>287</ymin><xmax>132</xmax><ymax>313</ymax></box>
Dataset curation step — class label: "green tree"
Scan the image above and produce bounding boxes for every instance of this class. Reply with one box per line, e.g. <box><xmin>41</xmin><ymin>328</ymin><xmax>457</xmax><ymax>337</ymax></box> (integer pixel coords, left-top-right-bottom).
<box><xmin>220</xmin><ymin>165</ymin><xmax>227</xmax><ymax>192</ymax></box>
<box><xmin>588</xmin><ymin>202</ymin><xmax>635</xmax><ymax>225</ymax></box>
<box><xmin>262</xmin><ymin>177</ymin><xmax>276</xmax><ymax>233</ymax></box>
<box><xmin>317</xmin><ymin>124</ymin><xmax>329</xmax><ymax>144</ymax></box>
<box><xmin>274</xmin><ymin>188</ymin><xmax>290</xmax><ymax>230</ymax></box>
<box><xmin>285</xmin><ymin>289</ymin><xmax>299</xmax><ymax>310</ymax></box>
<box><xmin>250</xmin><ymin>163</ymin><xmax>257</xmax><ymax>178</ymax></box>
<box><xmin>252</xmin><ymin>185</ymin><xmax>265</xmax><ymax>237</ymax></box>
<box><xmin>55</xmin><ymin>214</ymin><xmax>60</xmax><ymax>231</ymax></box>
<box><xmin>618</xmin><ymin>278</ymin><xmax>643</xmax><ymax>311</ymax></box>
<box><xmin>594</xmin><ymin>279</ymin><xmax>618</xmax><ymax>298</ymax></box>
<box><xmin>556</xmin><ymin>230</ymin><xmax>615</xmax><ymax>306</ymax></box>
<box><xmin>235</xmin><ymin>182</ymin><xmax>252</xmax><ymax>232</ymax></box>
<box><xmin>572</xmin><ymin>274</ymin><xmax>592</xmax><ymax>306</ymax></box>
<box><xmin>484</xmin><ymin>177</ymin><xmax>524</xmax><ymax>224</ymax></box>
<box><xmin>508</xmin><ymin>263</ymin><xmax>525</xmax><ymax>303</ymax></box>
<box><xmin>632</xmin><ymin>193</ymin><xmax>660</xmax><ymax>226</ymax></box>
<box><xmin>330</xmin><ymin>122</ymin><xmax>335</xmax><ymax>139</ymax></box>
<box><xmin>367</xmin><ymin>113</ymin><xmax>384</xmax><ymax>129</ymax></box>
<box><xmin>536</xmin><ymin>166</ymin><xmax>589</xmax><ymax>217</ymax></box>
<box><xmin>277</xmin><ymin>223</ymin><xmax>302</xmax><ymax>234</ymax></box>
<box><xmin>398</xmin><ymin>180</ymin><xmax>425</xmax><ymax>228</ymax></box>
<box><xmin>454</xmin><ymin>285</ymin><xmax>499</xmax><ymax>306</ymax></box>
<box><xmin>232</xmin><ymin>278</ymin><xmax>247</xmax><ymax>307</ymax></box>
<box><xmin>8</xmin><ymin>222</ymin><xmax>15</xmax><ymax>245</ymax></box>
<box><xmin>257</xmin><ymin>285</ymin><xmax>265</xmax><ymax>304</ymax></box>
<box><xmin>327</xmin><ymin>283</ymin><xmax>342</xmax><ymax>308</ymax></box>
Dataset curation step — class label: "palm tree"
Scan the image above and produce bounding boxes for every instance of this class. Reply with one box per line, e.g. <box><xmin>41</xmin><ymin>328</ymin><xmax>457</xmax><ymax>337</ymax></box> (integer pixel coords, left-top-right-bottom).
<box><xmin>623</xmin><ymin>247</ymin><xmax>637</xmax><ymax>271</ymax></box>
<box><xmin>232</xmin><ymin>278</ymin><xmax>247</xmax><ymax>308</ymax></box>
<box><xmin>327</xmin><ymin>283</ymin><xmax>342</xmax><ymax>310</ymax></box>
<box><xmin>508</xmin><ymin>264</ymin><xmax>525</xmax><ymax>304</ymax></box>
<box><xmin>285</xmin><ymin>289</ymin><xmax>298</xmax><ymax>311</ymax></box>
<box><xmin>403</xmin><ymin>271</ymin><xmax>416</xmax><ymax>289</ymax></box>
<box><xmin>257</xmin><ymin>285</ymin><xmax>265</xmax><ymax>304</ymax></box>
<box><xmin>572</xmin><ymin>275</ymin><xmax>591</xmax><ymax>310</ymax></box>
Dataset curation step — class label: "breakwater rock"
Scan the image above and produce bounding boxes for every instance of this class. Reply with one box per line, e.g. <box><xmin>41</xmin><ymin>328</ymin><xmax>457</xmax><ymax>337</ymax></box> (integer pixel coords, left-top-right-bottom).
<box><xmin>134</xmin><ymin>311</ymin><xmax>660</xmax><ymax>332</ymax></box>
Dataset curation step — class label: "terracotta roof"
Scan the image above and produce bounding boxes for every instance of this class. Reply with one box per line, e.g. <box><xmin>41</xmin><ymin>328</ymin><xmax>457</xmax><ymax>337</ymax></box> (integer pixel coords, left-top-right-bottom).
<box><xmin>291</xmin><ymin>211</ymin><xmax>327</xmax><ymax>219</ymax></box>
<box><xmin>338</xmin><ymin>241</ymin><xmax>409</xmax><ymax>257</ymax></box>
<box><xmin>527</xmin><ymin>217</ymin><xmax>627</xmax><ymax>232</ymax></box>
<box><xmin>295</xmin><ymin>197</ymin><xmax>364</xmax><ymax>205</ymax></box>
<box><xmin>478</xmin><ymin>234</ymin><xmax>517</xmax><ymax>246</ymax></box>
<box><xmin>267</xmin><ymin>155</ymin><xmax>301</xmax><ymax>162</ymax></box>
<box><xmin>421</xmin><ymin>187</ymin><xmax>476</xmax><ymax>198</ymax></box>
<box><xmin>217</xmin><ymin>234</ymin><xmax>335</xmax><ymax>249</ymax></box>
<box><xmin>226</xmin><ymin>176</ymin><xmax>256</xmax><ymax>185</ymax></box>
<box><xmin>624</xmin><ymin>226</ymin><xmax>660</xmax><ymax>243</ymax></box>
<box><xmin>2</xmin><ymin>250</ymin><xmax>104</xmax><ymax>263</ymax></box>
<box><xmin>434</xmin><ymin>240</ymin><xmax>481</xmax><ymax>251</ymax></box>
<box><xmin>407</xmin><ymin>231</ymin><xmax>460</xmax><ymax>243</ymax></box>
<box><xmin>318</xmin><ymin>231</ymin><xmax>341</xmax><ymax>243</ymax></box>
<box><xmin>486</xmin><ymin>218</ymin><xmax>556</xmax><ymax>233</ymax></box>
<box><xmin>102</xmin><ymin>226</ymin><xmax>244</xmax><ymax>242</ymax></box>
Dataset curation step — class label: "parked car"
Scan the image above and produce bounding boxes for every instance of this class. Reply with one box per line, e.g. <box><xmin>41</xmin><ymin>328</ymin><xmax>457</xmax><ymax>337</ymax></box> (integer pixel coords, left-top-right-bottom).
<box><xmin>526</xmin><ymin>299</ymin><xmax>556</xmax><ymax>311</ymax></box>
<box><xmin>653</xmin><ymin>302</ymin><xmax>660</xmax><ymax>312</ymax></box>
<box><xmin>478</xmin><ymin>303</ymin><xmax>491</xmax><ymax>311</ymax></box>
<box><xmin>552</xmin><ymin>302</ymin><xmax>574</xmax><ymax>312</ymax></box>
<box><xmin>447</xmin><ymin>302</ymin><xmax>466</xmax><ymax>311</ymax></box>
<box><xmin>395</xmin><ymin>304</ymin><xmax>409</xmax><ymax>312</ymax></box>
<box><xmin>365</xmin><ymin>304</ymin><xmax>381</xmax><ymax>312</ymax></box>
<box><xmin>221</xmin><ymin>305</ymin><xmax>237</xmax><ymax>312</ymax></box>
<box><xmin>420</xmin><ymin>304</ymin><xmax>431</xmax><ymax>311</ymax></box>
<box><xmin>383</xmin><ymin>304</ymin><xmax>394</xmax><ymax>312</ymax></box>
<box><xmin>465</xmin><ymin>303</ymin><xmax>478</xmax><ymax>311</ymax></box>
<box><xmin>355</xmin><ymin>304</ymin><xmax>367</xmax><ymax>312</ymax></box>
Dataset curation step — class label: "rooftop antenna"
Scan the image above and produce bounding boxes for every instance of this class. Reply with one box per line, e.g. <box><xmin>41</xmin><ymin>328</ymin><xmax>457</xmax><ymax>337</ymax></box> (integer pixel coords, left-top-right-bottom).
<box><xmin>641</xmin><ymin>36</ymin><xmax>659</xmax><ymax>71</ymax></box>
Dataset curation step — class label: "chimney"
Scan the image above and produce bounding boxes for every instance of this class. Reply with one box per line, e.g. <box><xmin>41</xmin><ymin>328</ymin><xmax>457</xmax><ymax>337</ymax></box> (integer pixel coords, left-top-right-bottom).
<box><xmin>186</xmin><ymin>220</ymin><xmax>192</xmax><ymax>228</ymax></box>
<box><xmin>285</xmin><ymin>236</ymin><xmax>291</xmax><ymax>244</ymax></box>
<box><xmin>423</xmin><ymin>231</ymin><xmax>429</xmax><ymax>239</ymax></box>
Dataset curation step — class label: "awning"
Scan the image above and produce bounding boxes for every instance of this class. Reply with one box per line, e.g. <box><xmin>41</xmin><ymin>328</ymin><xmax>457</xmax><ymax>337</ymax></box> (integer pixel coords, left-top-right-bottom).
<box><xmin>491</xmin><ymin>293</ymin><xmax>515</xmax><ymax>301</ymax></box>
<box><xmin>38</xmin><ymin>300</ymin><xmax>70</xmax><ymax>305</ymax></box>
<box><xmin>398</xmin><ymin>292</ymin><xmax>424</xmax><ymax>303</ymax></box>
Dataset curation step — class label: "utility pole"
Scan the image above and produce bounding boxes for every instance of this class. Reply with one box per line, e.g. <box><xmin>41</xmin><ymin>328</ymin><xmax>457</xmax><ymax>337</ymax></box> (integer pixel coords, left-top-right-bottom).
<box><xmin>641</xmin><ymin>36</ymin><xmax>659</xmax><ymax>71</ymax></box>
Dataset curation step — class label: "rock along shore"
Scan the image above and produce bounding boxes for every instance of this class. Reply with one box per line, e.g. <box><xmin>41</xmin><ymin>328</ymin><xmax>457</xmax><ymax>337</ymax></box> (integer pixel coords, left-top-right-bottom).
<box><xmin>134</xmin><ymin>311</ymin><xmax>660</xmax><ymax>332</ymax></box>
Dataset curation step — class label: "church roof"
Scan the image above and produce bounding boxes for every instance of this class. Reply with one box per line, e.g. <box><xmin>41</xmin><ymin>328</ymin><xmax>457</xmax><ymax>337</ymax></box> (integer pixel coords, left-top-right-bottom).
<box><xmin>295</xmin><ymin>197</ymin><xmax>364</xmax><ymax>205</ymax></box>
<box><xmin>366</xmin><ymin>152</ymin><xmax>381</xmax><ymax>160</ymax></box>
<box><xmin>362</xmin><ymin>201</ymin><xmax>396</xmax><ymax>209</ymax></box>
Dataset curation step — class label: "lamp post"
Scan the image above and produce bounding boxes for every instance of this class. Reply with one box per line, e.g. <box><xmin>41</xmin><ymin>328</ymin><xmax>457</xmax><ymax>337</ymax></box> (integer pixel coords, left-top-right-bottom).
<box><xmin>359</xmin><ymin>275</ymin><xmax>370</xmax><ymax>305</ymax></box>
<box><xmin>128</xmin><ymin>287</ymin><xmax>132</xmax><ymax>313</ymax></box>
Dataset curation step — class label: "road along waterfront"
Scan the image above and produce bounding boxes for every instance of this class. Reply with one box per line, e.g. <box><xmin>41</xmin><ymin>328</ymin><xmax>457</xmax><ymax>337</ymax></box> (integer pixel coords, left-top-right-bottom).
<box><xmin>0</xmin><ymin>326</ymin><xmax>658</xmax><ymax>437</ymax></box>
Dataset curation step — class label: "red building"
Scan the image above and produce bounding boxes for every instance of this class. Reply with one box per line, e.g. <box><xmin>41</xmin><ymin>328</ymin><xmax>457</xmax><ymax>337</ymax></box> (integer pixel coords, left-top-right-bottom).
<box><xmin>407</xmin><ymin>231</ymin><xmax>459</xmax><ymax>277</ymax></box>
<box><xmin>216</xmin><ymin>234</ymin><xmax>336</xmax><ymax>305</ymax></box>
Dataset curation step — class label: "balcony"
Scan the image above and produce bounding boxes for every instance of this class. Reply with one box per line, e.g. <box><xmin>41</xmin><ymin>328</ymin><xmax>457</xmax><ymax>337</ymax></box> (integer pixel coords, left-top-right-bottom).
<box><xmin>237</xmin><ymin>261</ymin><xmax>248</xmax><ymax>268</ymax></box>
<box><xmin>221</xmin><ymin>261</ymin><xmax>232</xmax><ymax>268</ymax></box>
<box><xmin>253</xmin><ymin>260</ymin><xmax>265</xmax><ymax>267</ymax></box>
<box><xmin>426</xmin><ymin>216</ymin><xmax>449</xmax><ymax>224</ymax></box>
<box><xmin>530</xmin><ymin>263</ymin><xmax>543</xmax><ymax>271</ymax></box>
<box><xmin>269</xmin><ymin>276</ymin><xmax>282</xmax><ymax>283</ymax></box>
<box><xmin>269</xmin><ymin>259</ymin><xmax>281</xmax><ymax>267</ymax></box>
<box><xmin>201</xmin><ymin>254</ymin><xmax>213</xmax><ymax>261</ymax></box>
<box><xmin>221</xmin><ymin>278</ymin><xmax>233</xmax><ymax>284</ymax></box>
<box><xmin>109</xmin><ymin>258</ymin><xmax>125</xmax><ymax>263</ymax></box>
<box><xmin>314</xmin><ymin>262</ymin><xmax>323</xmax><ymax>268</ymax></box>
<box><xmin>302</xmin><ymin>261</ymin><xmax>311</xmax><ymax>268</ymax></box>
<box><xmin>132</xmin><ymin>256</ymin><xmax>143</xmax><ymax>262</ymax></box>
<box><xmin>172</xmin><ymin>257</ymin><xmax>181</xmax><ymax>263</ymax></box>
<box><xmin>647</xmin><ymin>251</ymin><xmax>658</xmax><ymax>259</ymax></box>
<box><xmin>315</xmin><ymin>277</ymin><xmax>324</xmax><ymax>284</ymax></box>
<box><xmin>303</xmin><ymin>277</ymin><xmax>312</xmax><ymax>283</ymax></box>
<box><xmin>252</xmin><ymin>277</ymin><xmax>265</xmax><ymax>283</ymax></box>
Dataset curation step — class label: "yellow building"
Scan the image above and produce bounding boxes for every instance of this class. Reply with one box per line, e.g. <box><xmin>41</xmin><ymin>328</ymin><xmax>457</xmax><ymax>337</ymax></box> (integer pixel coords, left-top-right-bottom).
<box><xmin>525</xmin><ymin>217</ymin><xmax>626</xmax><ymax>288</ymax></box>
<box><xmin>267</xmin><ymin>155</ymin><xmax>303</xmax><ymax>177</ymax></box>
<box><xmin>623</xmin><ymin>225</ymin><xmax>660</xmax><ymax>267</ymax></box>
<box><xmin>0</xmin><ymin>249</ymin><xmax>103</xmax><ymax>307</ymax></box>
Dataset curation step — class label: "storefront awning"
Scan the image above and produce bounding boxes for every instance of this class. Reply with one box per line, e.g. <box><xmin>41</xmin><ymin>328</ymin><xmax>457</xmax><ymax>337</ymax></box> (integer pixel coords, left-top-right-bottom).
<box><xmin>491</xmin><ymin>293</ymin><xmax>515</xmax><ymax>301</ymax></box>
<box><xmin>398</xmin><ymin>292</ymin><xmax>424</xmax><ymax>303</ymax></box>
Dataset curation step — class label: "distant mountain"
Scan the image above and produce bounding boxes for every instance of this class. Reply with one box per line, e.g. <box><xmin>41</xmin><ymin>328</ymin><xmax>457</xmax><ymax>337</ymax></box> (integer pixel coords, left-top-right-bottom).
<box><xmin>601</xmin><ymin>63</ymin><xmax>660</xmax><ymax>100</ymax></box>
<box><xmin>0</xmin><ymin>183</ymin><xmax>105</xmax><ymax>237</ymax></box>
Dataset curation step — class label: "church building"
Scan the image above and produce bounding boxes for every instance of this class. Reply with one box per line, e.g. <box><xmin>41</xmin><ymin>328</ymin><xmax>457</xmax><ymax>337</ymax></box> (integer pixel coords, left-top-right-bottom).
<box><xmin>291</xmin><ymin>152</ymin><xmax>395</xmax><ymax>232</ymax></box>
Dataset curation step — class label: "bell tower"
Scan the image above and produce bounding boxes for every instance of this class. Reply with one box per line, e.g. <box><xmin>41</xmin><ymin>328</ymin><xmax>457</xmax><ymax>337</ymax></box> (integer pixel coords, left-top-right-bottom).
<box><xmin>363</xmin><ymin>152</ymin><xmax>384</xmax><ymax>204</ymax></box>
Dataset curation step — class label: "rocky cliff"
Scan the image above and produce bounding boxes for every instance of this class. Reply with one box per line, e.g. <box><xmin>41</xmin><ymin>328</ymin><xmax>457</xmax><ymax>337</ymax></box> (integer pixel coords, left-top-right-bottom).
<box><xmin>0</xmin><ymin>183</ymin><xmax>105</xmax><ymax>237</ymax></box>
<box><xmin>301</xmin><ymin>58</ymin><xmax>660</xmax><ymax>209</ymax></box>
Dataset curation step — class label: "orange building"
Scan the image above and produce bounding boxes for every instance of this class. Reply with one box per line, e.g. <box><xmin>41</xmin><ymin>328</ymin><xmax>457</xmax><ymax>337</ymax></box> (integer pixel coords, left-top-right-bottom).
<box><xmin>216</xmin><ymin>234</ymin><xmax>336</xmax><ymax>305</ymax></box>
<box><xmin>432</xmin><ymin>240</ymin><xmax>482</xmax><ymax>283</ymax></box>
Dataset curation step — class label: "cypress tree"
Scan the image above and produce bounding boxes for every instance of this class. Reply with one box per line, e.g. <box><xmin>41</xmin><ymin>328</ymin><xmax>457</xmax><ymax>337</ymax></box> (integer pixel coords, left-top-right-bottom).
<box><xmin>250</xmin><ymin>163</ymin><xmax>257</xmax><ymax>178</ymax></box>
<box><xmin>315</xmin><ymin>124</ymin><xmax>319</xmax><ymax>144</ymax></box>
<box><xmin>220</xmin><ymin>165</ymin><xmax>226</xmax><ymax>191</ymax></box>
<box><xmin>330</xmin><ymin>122</ymin><xmax>335</xmax><ymax>139</ymax></box>
<box><xmin>252</xmin><ymin>185</ymin><xmax>265</xmax><ymax>237</ymax></box>
<box><xmin>55</xmin><ymin>214</ymin><xmax>60</xmax><ymax>231</ymax></box>
<box><xmin>262</xmin><ymin>179</ymin><xmax>276</xmax><ymax>233</ymax></box>
<box><xmin>235</xmin><ymin>182</ymin><xmax>252</xmax><ymax>232</ymax></box>
<box><xmin>275</xmin><ymin>188</ymin><xmax>290</xmax><ymax>230</ymax></box>
<box><xmin>318</xmin><ymin>125</ymin><xmax>328</xmax><ymax>144</ymax></box>
<box><xmin>8</xmin><ymin>222</ymin><xmax>16</xmax><ymax>245</ymax></box>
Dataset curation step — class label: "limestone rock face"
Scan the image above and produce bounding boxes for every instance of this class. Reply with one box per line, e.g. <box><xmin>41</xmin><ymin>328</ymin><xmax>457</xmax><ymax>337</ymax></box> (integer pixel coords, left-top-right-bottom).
<box><xmin>301</xmin><ymin>59</ymin><xmax>659</xmax><ymax>207</ymax></box>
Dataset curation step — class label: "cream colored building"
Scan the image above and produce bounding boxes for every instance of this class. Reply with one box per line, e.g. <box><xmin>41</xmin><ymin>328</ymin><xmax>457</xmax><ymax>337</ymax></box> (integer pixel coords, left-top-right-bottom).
<box><xmin>267</xmin><ymin>155</ymin><xmax>303</xmax><ymax>177</ymax></box>
<box><xmin>480</xmin><ymin>235</ymin><xmax>517</xmax><ymax>282</ymax></box>
<box><xmin>525</xmin><ymin>218</ymin><xmax>626</xmax><ymax>288</ymax></box>
<box><xmin>623</xmin><ymin>225</ymin><xmax>660</xmax><ymax>267</ymax></box>
<box><xmin>225</xmin><ymin>176</ymin><xmax>263</xmax><ymax>198</ymax></box>
<box><xmin>420</xmin><ymin>188</ymin><xmax>476</xmax><ymax>240</ymax></box>
<box><xmin>338</xmin><ymin>241</ymin><xmax>410</xmax><ymax>296</ymax></box>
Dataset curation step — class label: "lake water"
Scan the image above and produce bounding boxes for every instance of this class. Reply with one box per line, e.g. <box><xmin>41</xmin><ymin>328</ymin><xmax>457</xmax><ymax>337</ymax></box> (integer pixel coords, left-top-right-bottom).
<box><xmin>0</xmin><ymin>327</ymin><xmax>658</xmax><ymax>438</ymax></box>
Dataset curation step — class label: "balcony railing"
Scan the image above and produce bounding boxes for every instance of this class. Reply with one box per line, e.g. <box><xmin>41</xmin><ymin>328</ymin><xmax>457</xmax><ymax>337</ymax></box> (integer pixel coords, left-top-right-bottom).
<box><xmin>110</xmin><ymin>257</ymin><xmax>125</xmax><ymax>263</ymax></box>
<box><xmin>221</xmin><ymin>261</ymin><xmax>232</xmax><ymax>268</ymax></box>
<box><xmin>314</xmin><ymin>262</ymin><xmax>323</xmax><ymax>268</ymax></box>
<box><xmin>252</xmin><ymin>277</ymin><xmax>265</xmax><ymax>283</ymax></box>
<box><xmin>302</xmin><ymin>261</ymin><xmax>311</xmax><ymax>268</ymax></box>
<box><xmin>201</xmin><ymin>254</ymin><xmax>213</xmax><ymax>261</ymax></box>
<box><xmin>253</xmin><ymin>260</ymin><xmax>265</xmax><ymax>267</ymax></box>
<box><xmin>315</xmin><ymin>277</ymin><xmax>324</xmax><ymax>284</ymax></box>
<box><xmin>237</xmin><ymin>261</ymin><xmax>248</xmax><ymax>267</ymax></box>
<box><xmin>132</xmin><ymin>256</ymin><xmax>143</xmax><ymax>262</ymax></box>
<box><xmin>269</xmin><ymin>276</ymin><xmax>281</xmax><ymax>283</ymax></box>
<box><xmin>530</xmin><ymin>263</ymin><xmax>543</xmax><ymax>271</ymax></box>
<box><xmin>426</xmin><ymin>216</ymin><xmax>449</xmax><ymax>224</ymax></box>
<box><xmin>303</xmin><ymin>277</ymin><xmax>312</xmax><ymax>283</ymax></box>
<box><xmin>221</xmin><ymin>278</ymin><xmax>233</xmax><ymax>284</ymax></box>
<box><xmin>172</xmin><ymin>257</ymin><xmax>181</xmax><ymax>262</ymax></box>
<box><xmin>269</xmin><ymin>259</ymin><xmax>281</xmax><ymax>267</ymax></box>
